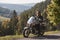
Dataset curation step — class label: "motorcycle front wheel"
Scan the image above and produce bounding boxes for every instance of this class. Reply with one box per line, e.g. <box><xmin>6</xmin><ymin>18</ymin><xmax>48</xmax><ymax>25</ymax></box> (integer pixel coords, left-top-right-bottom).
<box><xmin>23</xmin><ymin>29</ymin><xmax>30</xmax><ymax>38</ymax></box>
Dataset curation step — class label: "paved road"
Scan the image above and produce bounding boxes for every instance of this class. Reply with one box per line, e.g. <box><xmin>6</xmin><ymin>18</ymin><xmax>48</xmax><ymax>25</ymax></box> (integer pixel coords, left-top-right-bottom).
<box><xmin>12</xmin><ymin>33</ymin><xmax>60</xmax><ymax>40</ymax></box>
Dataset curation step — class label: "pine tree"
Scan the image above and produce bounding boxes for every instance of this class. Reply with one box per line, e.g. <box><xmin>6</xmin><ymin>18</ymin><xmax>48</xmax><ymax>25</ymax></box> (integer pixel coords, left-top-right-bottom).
<box><xmin>9</xmin><ymin>10</ymin><xmax>18</xmax><ymax>34</ymax></box>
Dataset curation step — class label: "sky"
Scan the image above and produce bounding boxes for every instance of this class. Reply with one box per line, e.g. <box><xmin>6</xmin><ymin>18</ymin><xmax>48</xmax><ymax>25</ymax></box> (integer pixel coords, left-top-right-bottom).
<box><xmin>0</xmin><ymin>0</ymin><xmax>45</xmax><ymax>4</ymax></box>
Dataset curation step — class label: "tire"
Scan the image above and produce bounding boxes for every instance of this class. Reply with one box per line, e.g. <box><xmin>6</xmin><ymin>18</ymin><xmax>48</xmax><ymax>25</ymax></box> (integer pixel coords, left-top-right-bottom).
<box><xmin>37</xmin><ymin>31</ymin><xmax>44</xmax><ymax>37</ymax></box>
<box><xmin>23</xmin><ymin>29</ymin><xmax>30</xmax><ymax>38</ymax></box>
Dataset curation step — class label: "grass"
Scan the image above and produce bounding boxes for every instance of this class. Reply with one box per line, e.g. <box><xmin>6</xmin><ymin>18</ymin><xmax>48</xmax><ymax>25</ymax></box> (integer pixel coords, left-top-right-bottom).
<box><xmin>0</xmin><ymin>31</ymin><xmax>60</xmax><ymax>40</ymax></box>
<box><xmin>0</xmin><ymin>35</ymin><xmax>23</xmax><ymax>40</ymax></box>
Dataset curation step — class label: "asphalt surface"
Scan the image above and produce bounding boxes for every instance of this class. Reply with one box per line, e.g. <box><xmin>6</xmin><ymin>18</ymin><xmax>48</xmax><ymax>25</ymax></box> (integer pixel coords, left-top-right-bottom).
<box><xmin>12</xmin><ymin>33</ymin><xmax>60</xmax><ymax>40</ymax></box>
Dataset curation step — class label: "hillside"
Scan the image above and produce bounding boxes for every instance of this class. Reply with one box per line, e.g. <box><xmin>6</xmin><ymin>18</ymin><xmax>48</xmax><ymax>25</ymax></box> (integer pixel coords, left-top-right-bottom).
<box><xmin>0</xmin><ymin>7</ymin><xmax>12</xmax><ymax>17</ymax></box>
<box><xmin>20</xmin><ymin>0</ymin><xmax>51</xmax><ymax>16</ymax></box>
<box><xmin>19</xmin><ymin>0</ymin><xmax>51</xmax><ymax>31</ymax></box>
<box><xmin>0</xmin><ymin>7</ymin><xmax>10</xmax><ymax>14</ymax></box>
<box><xmin>0</xmin><ymin>16</ymin><xmax>10</xmax><ymax>22</ymax></box>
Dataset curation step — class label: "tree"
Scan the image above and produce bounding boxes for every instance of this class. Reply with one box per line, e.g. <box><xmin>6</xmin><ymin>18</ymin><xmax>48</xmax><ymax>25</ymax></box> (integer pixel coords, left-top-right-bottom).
<box><xmin>9</xmin><ymin>10</ymin><xmax>18</xmax><ymax>34</ymax></box>
<box><xmin>47</xmin><ymin>0</ymin><xmax>60</xmax><ymax>25</ymax></box>
<box><xmin>47</xmin><ymin>0</ymin><xmax>60</xmax><ymax>30</ymax></box>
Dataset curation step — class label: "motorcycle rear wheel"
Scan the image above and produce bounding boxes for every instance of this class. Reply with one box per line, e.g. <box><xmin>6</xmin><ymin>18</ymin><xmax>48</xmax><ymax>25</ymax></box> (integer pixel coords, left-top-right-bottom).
<box><xmin>40</xmin><ymin>31</ymin><xmax>44</xmax><ymax>36</ymax></box>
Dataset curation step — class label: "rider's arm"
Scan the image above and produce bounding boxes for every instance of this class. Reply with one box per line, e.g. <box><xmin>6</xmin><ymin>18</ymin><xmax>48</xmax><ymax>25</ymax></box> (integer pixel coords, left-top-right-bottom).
<box><xmin>40</xmin><ymin>16</ymin><xmax>44</xmax><ymax>22</ymax></box>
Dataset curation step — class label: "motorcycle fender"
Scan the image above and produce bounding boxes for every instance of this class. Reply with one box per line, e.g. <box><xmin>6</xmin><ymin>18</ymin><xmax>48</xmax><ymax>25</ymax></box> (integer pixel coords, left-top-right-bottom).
<box><xmin>24</xmin><ymin>27</ymin><xmax>29</xmax><ymax>30</ymax></box>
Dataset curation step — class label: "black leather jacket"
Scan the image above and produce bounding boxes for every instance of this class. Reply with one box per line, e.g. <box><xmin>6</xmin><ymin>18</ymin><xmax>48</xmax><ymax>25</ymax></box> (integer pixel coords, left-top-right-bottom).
<box><xmin>35</xmin><ymin>16</ymin><xmax>43</xmax><ymax>24</ymax></box>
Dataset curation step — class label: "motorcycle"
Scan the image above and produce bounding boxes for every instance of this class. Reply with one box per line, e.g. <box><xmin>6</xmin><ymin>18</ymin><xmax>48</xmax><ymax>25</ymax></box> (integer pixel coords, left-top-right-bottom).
<box><xmin>23</xmin><ymin>22</ymin><xmax>45</xmax><ymax>38</ymax></box>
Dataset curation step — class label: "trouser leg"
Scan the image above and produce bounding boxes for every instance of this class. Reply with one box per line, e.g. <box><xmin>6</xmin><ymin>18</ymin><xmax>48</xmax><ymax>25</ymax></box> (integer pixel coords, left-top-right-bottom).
<box><xmin>35</xmin><ymin>24</ymin><xmax>40</xmax><ymax>34</ymax></box>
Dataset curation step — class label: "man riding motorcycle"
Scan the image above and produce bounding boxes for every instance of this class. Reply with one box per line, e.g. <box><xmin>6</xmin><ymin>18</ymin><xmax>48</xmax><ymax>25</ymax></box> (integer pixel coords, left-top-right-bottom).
<box><xmin>27</xmin><ymin>10</ymin><xmax>43</xmax><ymax>36</ymax></box>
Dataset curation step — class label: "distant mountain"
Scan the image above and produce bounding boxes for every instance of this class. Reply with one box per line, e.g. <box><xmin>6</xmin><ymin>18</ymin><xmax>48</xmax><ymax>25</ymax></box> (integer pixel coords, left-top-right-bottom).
<box><xmin>0</xmin><ymin>7</ymin><xmax>11</xmax><ymax>17</ymax></box>
<box><xmin>23</xmin><ymin>3</ymin><xmax>36</xmax><ymax>7</ymax></box>
<box><xmin>0</xmin><ymin>3</ymin><xmax>35</xmax><ymax>13</ymax></box>
<box><xmin>0</xmin><ymin>3</ymin><xmax>35</xmax><ymax>18</ymax></box>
